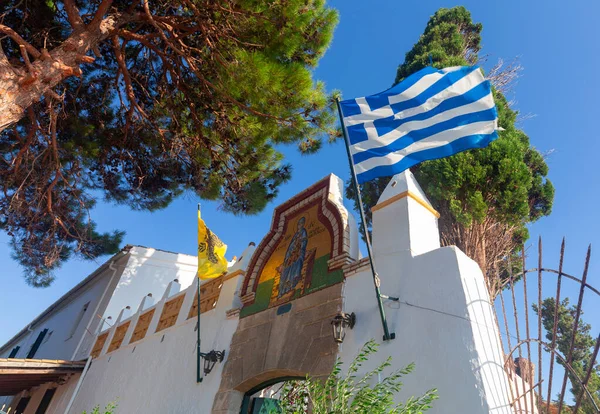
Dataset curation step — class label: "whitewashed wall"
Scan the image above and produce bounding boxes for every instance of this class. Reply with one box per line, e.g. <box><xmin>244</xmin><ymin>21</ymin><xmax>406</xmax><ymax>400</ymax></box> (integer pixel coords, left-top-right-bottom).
<box><xmin>66</xmin><ymin>172</ymin><xmax>514</xmax><ymax>414</ymax></box>
<box><xmin>0</xmin><ymin>260</ymin><xmax>122</xmax><ymax>411</ymax></box>
<box><xmin>67</xmin><ymin>269</ymin><xmax>245</xmax><ymax>414</ymax></box>
<box><xmin>0</xmin><ymin>247</ymin><xmax>198</xmax><ymax>363</ymax></box>
<box><xmin>338</xmin><ymin>171</ymin><xmax>513</xmax><ymax>414</ymax></box>
<box><xmin>0</xmin><ymin>264</ymin><xmax>119</xmax><ymax>362</ymax></box>
<box><xmin>3</xmin><ymin>172</ymin><xmax>519</xmax><ymax>414</ymax></box>
<box><xmin>1</xmin><ymin>246</ymin><xmax>201</xmax><ymax>412</ymax></box>
<box><xmin>102</xmin><ymin>247</ymin><xmax>198</xmax><ymax>323</ymax></box>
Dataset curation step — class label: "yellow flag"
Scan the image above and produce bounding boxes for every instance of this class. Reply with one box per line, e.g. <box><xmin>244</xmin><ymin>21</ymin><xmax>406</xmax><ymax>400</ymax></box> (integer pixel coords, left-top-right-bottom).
<box><xmin>197</xmin><ymin>210</ymin><xmax>228</xmax><ymax>279</ymax></box>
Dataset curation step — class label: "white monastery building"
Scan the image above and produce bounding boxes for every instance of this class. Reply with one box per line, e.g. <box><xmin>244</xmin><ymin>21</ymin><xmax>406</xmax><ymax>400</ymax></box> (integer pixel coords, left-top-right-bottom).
<box><xmin>0</xmin><ymin>172</ymin><xmax>535</xmax><ymax>414</ymax></box>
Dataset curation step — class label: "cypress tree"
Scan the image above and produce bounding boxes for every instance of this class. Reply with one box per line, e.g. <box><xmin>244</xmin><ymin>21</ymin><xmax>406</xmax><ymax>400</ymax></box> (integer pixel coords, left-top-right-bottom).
<box><xmin>346</xmin><ymin>7</ymin><xmax>554</xmax><ymax>298</ymax></box>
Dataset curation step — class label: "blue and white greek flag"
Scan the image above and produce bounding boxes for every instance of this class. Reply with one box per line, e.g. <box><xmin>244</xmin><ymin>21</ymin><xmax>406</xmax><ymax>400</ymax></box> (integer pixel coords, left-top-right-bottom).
<box><xmin>339</xmin><ymin>66</ymin><xmax>498</xmax><ymax>184</ymax></box>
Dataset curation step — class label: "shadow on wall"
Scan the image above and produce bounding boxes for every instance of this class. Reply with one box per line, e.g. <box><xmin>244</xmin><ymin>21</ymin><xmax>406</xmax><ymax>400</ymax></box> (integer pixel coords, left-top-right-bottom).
<box><xmin>368</xmin><ymin>246</ymin><xmax>506</xmax><ymax>414</ymax></box>
<box><xmin>463</xmin><ymin>263</ymin><xmax>512</xmax><ymax>413</ymax></box>
<box><xmin>103</xmin><ymin>247</ymin><xmax>198</xmax><ymax>322</ymax></box>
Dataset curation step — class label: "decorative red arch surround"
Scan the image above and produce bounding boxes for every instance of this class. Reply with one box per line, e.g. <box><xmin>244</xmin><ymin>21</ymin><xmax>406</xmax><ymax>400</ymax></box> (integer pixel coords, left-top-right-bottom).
<box><xmin>240</xmin><ymin>175</ymin><xmax>355</xmax><ymax>305</ymax></box>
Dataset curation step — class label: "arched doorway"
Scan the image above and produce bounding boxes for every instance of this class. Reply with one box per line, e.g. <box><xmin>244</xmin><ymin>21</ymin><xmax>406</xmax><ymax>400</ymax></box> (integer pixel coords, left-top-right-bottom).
<box><xmin>240</xmin><ymin>377</ymin><xmax>306</xmax><ymax>414</ymax></box>
<box><xmin>212</xmin><ymin>176</ymin><xmax>354</xmax><ymax>413</ymax></box>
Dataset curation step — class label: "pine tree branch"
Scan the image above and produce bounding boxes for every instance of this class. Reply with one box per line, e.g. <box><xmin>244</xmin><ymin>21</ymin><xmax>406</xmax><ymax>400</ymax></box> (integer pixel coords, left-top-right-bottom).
<box><xmin>117</xmin><ymin>29</ymin><xmax>177</xmax><ymax>80</ymax></box>
<box><xmin>0</xmin><ymin>0</ymin><xmax>338</xmax><ymax>282</ymax></box>
<box><xmin>0</xmin><ymin>12</ymin><xmax>137</xmax><ymax>133</ymax></box>
<box><xmin>89</xmin><ymin>0</ymin><xmax>114</xmax><ymax>29</ymax></box>
<box><xmin>0</xmin><ymin>24</ymin><xmax>40</xmax><ymax>59</ymax></box>
<box><xmin>62</xmin><ymin>0</ymin><xmax>85</xmax><ymax>31</ymax></box>
<box><xmin>18</xmin><ymin>44</ymin><xmax>34</xmax><ymax>72</ymax></box>
<box><xmin>111</xmin><ymin>35</ymin><xmax>147</xmax><ymax>119</ymax></box>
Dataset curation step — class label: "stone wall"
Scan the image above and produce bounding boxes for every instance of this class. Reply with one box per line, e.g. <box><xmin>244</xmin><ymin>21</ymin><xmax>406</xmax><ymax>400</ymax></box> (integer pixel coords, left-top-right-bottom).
<box><xmin>213</xmin><ymin>283</ymin><xmax>343</xmax><ymax>414</ymax></box>
<box><xmin>514</xmin><ymin>357</ymin><xmax>535</xmax><ymax>384</ymax></box>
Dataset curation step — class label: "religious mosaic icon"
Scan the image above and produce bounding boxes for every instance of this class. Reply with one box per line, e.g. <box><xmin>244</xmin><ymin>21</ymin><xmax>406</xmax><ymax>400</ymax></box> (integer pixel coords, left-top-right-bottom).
<box><xmin>241</xmin><ymin>200</ymin><xmax>343</xmax><ymax>317</ymax></box>
<box><xmin>277</xmin><ymin>217</ymin><xmax>308</xmax><ymax>298</ymax></box>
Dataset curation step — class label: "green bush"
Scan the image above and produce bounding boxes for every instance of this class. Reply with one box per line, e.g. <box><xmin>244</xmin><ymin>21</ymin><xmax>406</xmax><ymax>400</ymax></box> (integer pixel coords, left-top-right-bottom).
<box><xmin>277</xmin><ymin>340</ymin><xmax>437</xmax><ymax>413</ymax></box>
<box><xmin>82</xmin><ymin>401</ymin><xmax>117</xmax><ymax>414</ymax></box>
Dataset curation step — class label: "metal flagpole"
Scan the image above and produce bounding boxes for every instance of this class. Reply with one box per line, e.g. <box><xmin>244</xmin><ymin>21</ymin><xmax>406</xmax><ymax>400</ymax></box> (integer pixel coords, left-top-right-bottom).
<box><xmin>335</xmin><ymin>98</ymin><xmax>395</xmax><ymax>341</ymax></box>
<box><xmin>197</xmin><ymin>204</ymin><xmax>203</xmax><ymax>383</ymax></box>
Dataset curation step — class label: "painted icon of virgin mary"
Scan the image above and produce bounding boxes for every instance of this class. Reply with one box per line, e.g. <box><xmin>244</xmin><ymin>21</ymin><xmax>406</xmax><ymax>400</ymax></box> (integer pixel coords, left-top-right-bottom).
<box><xmin>278</xmin><ymin>217</ymin><xmax>308</xmax><ymax>298</ymax></box>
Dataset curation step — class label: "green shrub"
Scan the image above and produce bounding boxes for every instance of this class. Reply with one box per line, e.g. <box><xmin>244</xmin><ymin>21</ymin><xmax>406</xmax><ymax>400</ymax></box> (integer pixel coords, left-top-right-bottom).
<box><xmin>277</xmin><ymin>340</ymin><xmax>437</xmax><ymax>413</ymax></box>
<box><xmin>82</xmin><ymin>400</ymin><xmax>117</xmax><ymax>414</ymax></box>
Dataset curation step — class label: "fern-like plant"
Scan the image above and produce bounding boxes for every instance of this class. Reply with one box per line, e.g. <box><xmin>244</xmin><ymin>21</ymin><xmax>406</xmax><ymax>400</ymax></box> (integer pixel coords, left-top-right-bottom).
<box><xmin>82</xmin><ymin>400</ymin><xmax>117</xmax><ymax>414</ymax></box>
<box><xmin>277</xmin><ymin>340</ymin><xmax>437</xmax><ymax>413</ymax></box>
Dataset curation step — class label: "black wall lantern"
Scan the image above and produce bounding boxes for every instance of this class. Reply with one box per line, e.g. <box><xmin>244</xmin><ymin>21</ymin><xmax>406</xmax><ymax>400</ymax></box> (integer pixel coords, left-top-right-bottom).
<box><xmin>201</xmin><ymin>349</ymin><xmax>225</xmax><ymax>376</ymax></box>
<box><xmin>331</xmin><ymin>312</ymin><xmax>356</xmax><ymax>343</ymax></box>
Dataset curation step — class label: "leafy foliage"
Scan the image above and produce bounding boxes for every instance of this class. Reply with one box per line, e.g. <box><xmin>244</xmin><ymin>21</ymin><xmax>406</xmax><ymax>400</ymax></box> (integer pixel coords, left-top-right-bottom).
<box><xmin>82</xmin><ymin>400</ymin><xmax>117</xmax><ymax>414</ymax></box>
<box><xmin>534</xmin><ymin>298</ymin><xmax>600</xmax><ymax>412</ymax></box>
<box><xmin>0</xmin><ymin>0</ymin><xmax>339</xmax><ymax>285</ymax></box>
<box><xmin>277</xmin><ymin>340</ymin><xmax>437</xmax><ymax>413</ymax></box>
<box><xmin>345</xmin><ymin>6</ymin><xmax>554</xmax><ymax>298</ymax></box>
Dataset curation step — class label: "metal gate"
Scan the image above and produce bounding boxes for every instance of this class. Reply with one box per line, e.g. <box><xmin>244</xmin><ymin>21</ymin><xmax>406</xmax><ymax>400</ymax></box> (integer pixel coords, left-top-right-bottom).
<box><xmin>493</xmin><ymin>238</ymin><xmax>600</xmax><ymax>413</ymax></box>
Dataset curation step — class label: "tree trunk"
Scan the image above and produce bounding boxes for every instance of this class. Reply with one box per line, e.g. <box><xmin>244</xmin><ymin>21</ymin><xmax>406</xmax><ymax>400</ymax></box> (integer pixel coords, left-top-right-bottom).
<box><xmin>0</xmin><ymin>14</ymin><xmax>129</xmax><ymax>133</ymax></box>
<box><xmin>0</xmin><ymin>45</ymin><xmax>23</xmax><ymax>131</ymax></box>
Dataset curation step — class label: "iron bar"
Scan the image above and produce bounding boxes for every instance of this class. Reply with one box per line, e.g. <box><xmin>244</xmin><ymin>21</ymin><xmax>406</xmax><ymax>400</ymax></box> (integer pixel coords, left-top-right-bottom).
<box><xmin>556</xmin><ymin>244</ymin><xmax>591</xmax><ymax>414</ymax></box>
<box><xmin>504</xmin><ymin>338</ymin><xmax>600</xmax><ymax>413</ymax></box>
<box><xmin>508</xmin><ymin>267</ymin><xmax>600</xmax><ymax>297</ymax></box>
<box><xmin>492</xmin><ymin>239</ymin><xmax>600</xmax><ymax>413</ymax></box>
<box><xmin>572</xmin><ymin>333</ymin><xmax>600</xmax><ymax>413</ymax></box>
<box><xmin>498</xmin><ymin>270</ymin><xmax>518</xmax><ymax>412</ymax></box>
<box><xmin>546</xmin><ymin>238</ymin><xmax>565</xmax><ymax>413</ymax></box>
<box><xmin>509</xmin><ymin>380</ymin><xmax>544</xmax><ymax>407</ymax></box>
<box><xmin>335</xmin><ymin>98</ymin><xmax>394</xmax><ymax>341</ymax></box>
<box><xmin>509</xmin><ymin>254</ymin><xmax>527</xmax><ymax>413</ymax></box>
<box><xmin>521</xmin><ymin>247</ymin><xmax>536</xmax><ymax>411</ymax></box>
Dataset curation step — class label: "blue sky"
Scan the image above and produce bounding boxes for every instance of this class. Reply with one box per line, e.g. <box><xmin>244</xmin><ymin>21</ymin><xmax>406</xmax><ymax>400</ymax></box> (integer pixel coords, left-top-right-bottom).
<box><xmin>1</xmin><ymin>0</ymin><xmax>598</xmax><ymax>374</ymax></box>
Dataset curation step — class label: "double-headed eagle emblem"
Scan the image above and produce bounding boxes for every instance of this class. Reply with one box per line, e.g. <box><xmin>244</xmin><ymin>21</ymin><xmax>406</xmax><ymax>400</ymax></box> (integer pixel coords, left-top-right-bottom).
<box><xmin>198</xmin><ymin>228</ymin><xmax>225</xmax><ymax>264</ymax></box>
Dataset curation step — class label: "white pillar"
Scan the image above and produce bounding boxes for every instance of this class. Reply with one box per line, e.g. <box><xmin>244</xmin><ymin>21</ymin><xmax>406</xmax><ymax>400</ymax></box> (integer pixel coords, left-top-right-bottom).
<box><xmin>137</xmin><ymin>293</ymin><xmax>154</xmax><ymax>313</ymax></box>
<box><xmin>176</xmin><ymin>278</ymin><xmax>198</xmax><ymax>326</ymax></box>
<box><xmin>371</xmin><ymin>170</ymin><xmax>440</xmax><ymax>257</ymax></box>
<box><xmin>162</xmin><ymin>279</ymin><xmax>182</xmax><ymax>300</ymax></box>
<box><xmin>340</xmin><ymin>171</ymin><xmax>512</xmax><ymax>414</ymax></box>
<box><xmin>99</xmin><ymin>306</ymin><xmax>130</xmax><ymax>357</ymax></box>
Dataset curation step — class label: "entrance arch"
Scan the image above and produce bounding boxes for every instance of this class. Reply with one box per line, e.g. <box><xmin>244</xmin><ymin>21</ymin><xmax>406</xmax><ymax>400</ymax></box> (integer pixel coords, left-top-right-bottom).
<box><xmin>213</xmin><ymin>175</ymin><xmax>356</xmax><ymax>413</ymax></box>
<box><xmin>211</xmin><ymin>283</ymin><xmax>341</xmax><ymax>413</ymax></box>
<box><xmin>239</xmin><ymin>375</ymin><xmax>306</xmax><ymax>414</ymax></box>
